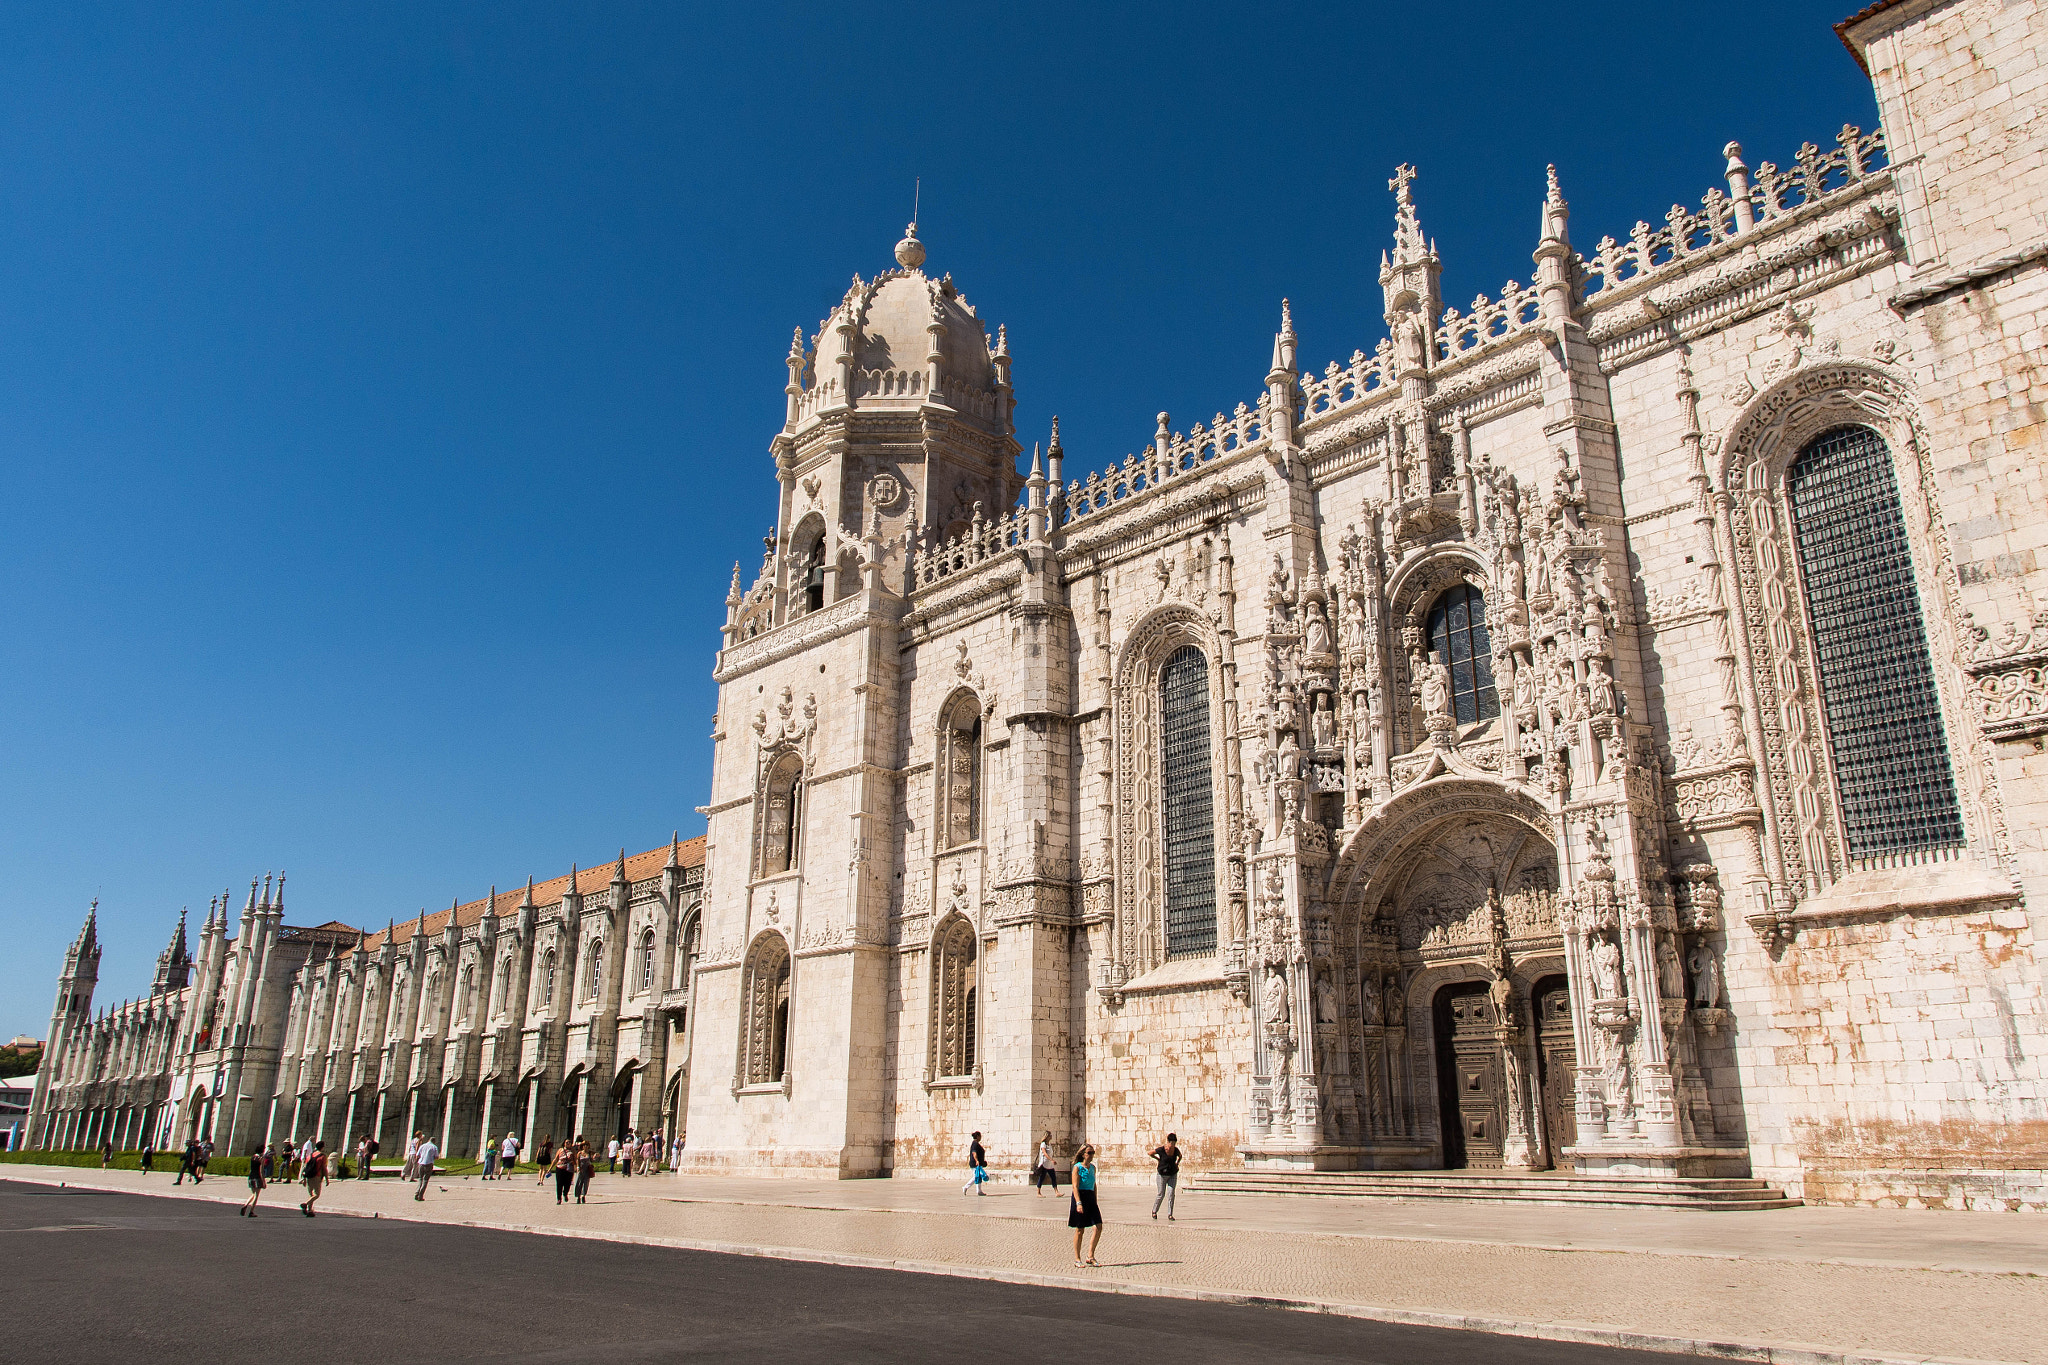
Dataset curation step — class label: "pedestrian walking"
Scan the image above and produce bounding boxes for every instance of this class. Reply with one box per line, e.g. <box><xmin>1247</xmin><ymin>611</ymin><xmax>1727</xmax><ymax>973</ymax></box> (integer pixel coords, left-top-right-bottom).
<box><xmin>401</xmin><ymin>1131</ymin><xmax>420</xmax><ymax>1183</ymax></box>
<box><xmin>139</xmin><ymin>1140</ymin><xmax>155</xmax><ymax>1174</ymax></box>
<box><xmin>1149</xmin><ymin>1132</ymin><xmax>1181</xmax><ymax>1221</ymax></box>
<box><xmin>261</xmin><ymin>1145</ymin><xmax>276</xmax><ymax>1185</ymax></box>
<box><xmin>535</xmin><ymin>1135</ymin><xmax>555</xmax><ymax>1186</ymax></box>
<box><xmin>196</xmin><ymin>1139</ymin><xmax>212</xmax><ymax>1181</ymax></box>
<box><xmin>574</xmin><ymin>1140</ymin><xmax>593</xmax><ymax>1203</ymax></box>
<box><xmin>482</xmin><ymin>1140</ymin><xmax>499</xmax><ymax>1180</ymax></box>
<box><xmin>299</xmin><ymin>1141</ymin><xmax>327</xmax><ymax>1217</ymax></box>
<box><xmin>552</xmin><ymin>1142</ymin><xmax>575</xmax><ymax>1204</ymax></box>
<box><xmin>174</xmin><ymin>1137</ymin><xmax>198</xmax><ymax>1185</ymax></box>
<box><xmin>962</xmin><ymin>1131</ymin><xmax>989</xmax><ymax>1196</ymax></box>
<box><xmin>358</xmin><ymin>1134</ymin><xmax>378</xmax><ymax>1180</ymax></box>
<box><xmin>605</xmin><ymin>1136</ymin><xmax>619</xmax><ymax>1174</ymax></box>
<box><xmin>100</xmin><ymin>1138</ymin><xmax>114</xmax><ymax>1168</ymax></box>
<box><xmin>240</xmin><ymin>1144</ymin><xmax>266</xmax><ymax>1217</ymax></box>
<box><xmin>499</xmin><ymin>1132</ymin><xmax>520</xmax><ymax>1178</ymax></box>
<box><xmin>1033</xmin><ymin>1131</ymin><xmax>1058</xmax><ymax>1196</ymax></box>
<box><xmin>641</xmin><ymin>1133</ymin><xmax>658</xmax><ymax>1174</ymax></box>
<box><xmin>1068</xmin><ymin>1144</ymin><xmax>1103</xmax><ymax>1266</ymax></box>
<box><xmin>619</xmin><ymin>1129</ymin><xmax>634</xmax><ymax>1180</ymax></box>
<box><xmin>298</xmin><ymin>1135</ymin><xmax>315</xmax><ymax>1181</ymax></box>
<box><xmin>413</xmin><ymin>1135</ymin><xmax>439</xmax><ymax>1201</ymax></box>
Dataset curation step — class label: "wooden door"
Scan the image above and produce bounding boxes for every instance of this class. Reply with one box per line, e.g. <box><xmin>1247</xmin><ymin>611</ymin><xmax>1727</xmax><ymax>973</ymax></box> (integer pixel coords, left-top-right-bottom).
<box><xmin>1433</xmin><ymin>983</ymin><xmax>1504</xmax><ymax>1169</ymax></box>
<box><xmin>1533</xmin><ymin>975</ymin><xmax>1578</xmax><ymax>1161</ymax></box>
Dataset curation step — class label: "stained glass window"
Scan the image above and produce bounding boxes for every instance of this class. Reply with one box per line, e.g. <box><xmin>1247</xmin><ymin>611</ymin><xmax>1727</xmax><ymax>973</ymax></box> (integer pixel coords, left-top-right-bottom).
<box><xmin>1160</xmin><ymin>646</ymin><xmax>1217</xmax><ymax>958</ymax></box>
<box><xmin>1786</xmin><ymin>425</ymin><xmax>1963</xmax><ymax>855</ymax></box>
<box><xmin>1427</xmin><ymin>584</ymin><xmax>1500</xmax><ymax>725</ymax></box>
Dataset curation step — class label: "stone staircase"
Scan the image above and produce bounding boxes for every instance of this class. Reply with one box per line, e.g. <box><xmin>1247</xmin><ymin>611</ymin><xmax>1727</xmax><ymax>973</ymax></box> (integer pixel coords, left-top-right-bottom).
<box><xmin>1188</xmin><ymin>1168</ymin><xmax>1800</xmax><ymax>1210</ymax></box>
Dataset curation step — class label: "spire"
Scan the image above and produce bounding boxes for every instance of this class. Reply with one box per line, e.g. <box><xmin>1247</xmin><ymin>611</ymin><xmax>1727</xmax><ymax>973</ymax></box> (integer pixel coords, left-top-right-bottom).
<box><xmin>786</xmin><ymin>326</ymin><xmax>805</xmax><ymax>365</ymax></box>
<box><xmin>486</xmin><ymin>885</ymin><xmax>498</xmax><ymax>919</ymax></box>
<box><xmin>245</xmin><ymin>877</ymin><xmax>260</xmax><ymax>915</ymax></box>
<box><xmin>614</xmin><ymin>847</ymin><xmax>629</xmax><ymax>884</ymax></box>
<box><xmin>665</xmin><ymin>833</ymin><xmax>681</xmax><ymax>870</ymax></box>
<box><xmin>272</xmin><ymin>871</ymin><xmax>285</xmax><ymax>916</ymax></box>
<box><xmin>75</xmin><ymin>900</ymin><xmax>99</xmax><ymax>954</ymax></box>
<box><xmin>1538</xmin><ymin>163</ymin><xmax>1571</xmax><ymax>247</ymax></box>
<box><xmin>1389</xmin><ymin>162</ymin><xmax>1426</xmax><ymax>265</ymax></box>
<box><xmin>1270</xmin><ymin>298</ymin><xmax>1298</xmax><ymax>376</ymax></box>
<box><xmin>261</xmin><ymin>872</ymin><xmax>274</xmax><ymax>910</ymax></box>
<box><xmin>522</xmin><ymin>874</ymin><xmax>535</xmax><ymax>907</ymax></box>
<box><xmin>169</xmin><ymin>906</ymin><xmax>189</xmax><ymax>958</ymax></box>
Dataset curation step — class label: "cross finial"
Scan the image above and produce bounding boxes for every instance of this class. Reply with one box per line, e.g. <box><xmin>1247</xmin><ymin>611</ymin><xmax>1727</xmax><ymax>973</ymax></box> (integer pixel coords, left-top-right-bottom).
<box><xmin>1388</xmin><ymin>163</ymin><xmax>1417</xmax><ymax>205</ymax></box>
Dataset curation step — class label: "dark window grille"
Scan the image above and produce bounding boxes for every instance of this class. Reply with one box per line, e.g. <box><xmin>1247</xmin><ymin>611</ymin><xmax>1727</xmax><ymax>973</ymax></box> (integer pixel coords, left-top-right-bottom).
<box><xmin>1426</xmin><ymin>584</ymin><xmax>1500</xmax><ymax>725</ymax></box>
<box><xmin>1787</xmin><ymin>424</ymin><xmax>1963</xmax><ymax>856</ymax></box>
<box><xmin>1160</xmin><ymin>646</ymin><xmax>1217</xmax><ymax>958</ymax></box>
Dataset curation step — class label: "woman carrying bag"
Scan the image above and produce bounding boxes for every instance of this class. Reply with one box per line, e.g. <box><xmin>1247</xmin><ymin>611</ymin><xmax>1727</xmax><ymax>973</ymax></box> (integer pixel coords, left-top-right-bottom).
<box><xmin>1067</xmin><ymin>1144</ymin><xmax>1103</xmax><ymax>1267</ymax></box>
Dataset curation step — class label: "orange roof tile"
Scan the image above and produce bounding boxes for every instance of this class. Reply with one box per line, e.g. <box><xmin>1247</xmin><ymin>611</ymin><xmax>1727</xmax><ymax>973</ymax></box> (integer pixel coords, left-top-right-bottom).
<box><xmin>357</xmin><ymin>836</ymin><xmax>705</xmax><ymax>952</ymax></box>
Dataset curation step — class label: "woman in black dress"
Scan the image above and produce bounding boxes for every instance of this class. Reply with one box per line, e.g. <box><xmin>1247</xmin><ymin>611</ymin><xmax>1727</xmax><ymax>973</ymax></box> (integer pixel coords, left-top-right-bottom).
<box><xmin>1067</xmin><ymin>1144</ymin><xmax>1102</xmax><ymax>1266</ymax></box>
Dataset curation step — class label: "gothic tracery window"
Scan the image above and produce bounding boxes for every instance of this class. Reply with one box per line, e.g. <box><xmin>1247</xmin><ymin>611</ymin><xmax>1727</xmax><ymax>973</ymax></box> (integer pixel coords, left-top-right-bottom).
<box><xmin>1160</xmin><ymin>645</ymin><xmax>1218</xmax><ymax>959</ymax></box>
<box><xmin>540</xmin><ymin>949</ymin><xmax>557</xmax><ymax>1007</ymax></box>
<box><xmin>638</xmin><ymin>929</ymin><xmax>656</xmax><ymax>994</ymax></box>
<box><xmin>760</xmin><ymin>753</ymin><xmax>804</xmax><ymax>876</ymax></box>
<box><xmin>1786</xmin><ymin>424</ymin><xmax>1963</xmax><ymax>855</ymax></box>
<box><xmin>1426</xmin><ymin>583</ymin><xmax>1499</xmax><ymax>725</ymax></box>
<box><xmin>939</xmin><ymin>693</ymin><xmax>982</xmax><ymax>848</ymax></box>
<box><xmin>930</xmin><ymin>916</ymin><xmax>978</xmax><ymax>1079</ymax></box>
<box><xmin>586</xmin><ymin>941</ymin><xmax>604</xmax><ymax>1000</ymax></box>
<box><xmin>740</xmin><ymin>933</ymin><xmax>792</xmax><ymax>1086</ymax></box>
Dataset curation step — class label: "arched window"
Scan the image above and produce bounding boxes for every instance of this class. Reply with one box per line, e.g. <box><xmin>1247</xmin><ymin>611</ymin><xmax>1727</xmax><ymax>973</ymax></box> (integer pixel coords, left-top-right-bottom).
<box><xmin>676</xmin><ymin>911</ymin><xmax>701</xmax><ymax>1002</ymax></box>
<box><xmin>930</xmin><ymin>916</ymin><xmax>978</xmax><ymax>1079</ymax></box>
<box><xmin>760</xmin><ymin>753</ymin><xmax>804</xmax><ymax>876</ymax></box>
<box><xmin>586</xmin><ymin>941</ymin><xmax>604</xmax><ymax>1000</ymax></box>
<box><xmin>740</xmin><ymin>934</ymin><xmax>792</xmax><ymax>1086</ymax></box>
<box><xmin>1426</xmin><ymin>583</ymin><xmax>1499</xmax><ymax>725</ymax></box>
<box><xmin>638</xmin><ymin>929</ymin><xmax>656</xmax><ymax>994</ymax></box>
<box><xmin>495</xmin><ymin>959</ymin><xmax>510</xmax><ymax>1016</ymax></box>
<box><xmin>1787</xmin><ymin>425</ymin><xmax>1963</xmax><ymax>855</ymax></box>
<box><xmin>457</xmin><ymin>965</ymin><xmax>473</xmax><ymax>1024</ymax></box>
<box><xmin>1160</xmin><ymin>645</ymin><xmax>1217</xmax><ymax>959</ymax></box>
<box><xmin>939</xmin><ymin>693</ymin><xmax>982</xmax><ymax>847</ymax></box>
<box><xmin>540</xmin><ymin>950</ymin><xmax>557</xmax><ymax>1007</ymax></box>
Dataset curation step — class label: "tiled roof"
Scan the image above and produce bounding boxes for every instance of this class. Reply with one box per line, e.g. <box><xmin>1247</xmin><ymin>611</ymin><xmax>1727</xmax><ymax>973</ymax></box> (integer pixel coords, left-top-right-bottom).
<box><xmin>357</xmin><ymin>836</ymin><xmax>705</xmax><ymax>953</ymax></box>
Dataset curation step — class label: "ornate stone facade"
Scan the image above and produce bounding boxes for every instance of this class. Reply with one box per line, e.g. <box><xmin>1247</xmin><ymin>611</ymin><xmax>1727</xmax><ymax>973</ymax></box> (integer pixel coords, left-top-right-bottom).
<box><xmin>682</xmin><ymin>0</ymin><xmax>2048</xmax><ymax>1203</ymax></box>
<box><xmin>29</xmin><ymin>844</ymin><xmax>706</xmax><ymax>1164</ymax></box>
<box><xmin>34</xmin><ymin>1</ymin><xmax>2048</xmax><ymax>1207</ymax></box>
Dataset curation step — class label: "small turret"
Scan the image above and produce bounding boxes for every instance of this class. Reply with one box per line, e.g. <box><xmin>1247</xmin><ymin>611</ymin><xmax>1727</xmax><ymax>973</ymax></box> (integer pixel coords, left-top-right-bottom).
<box><xmin>152</xmin><ymin>906</ymin><xmax>192</xmax><ymax>995</ymax></box>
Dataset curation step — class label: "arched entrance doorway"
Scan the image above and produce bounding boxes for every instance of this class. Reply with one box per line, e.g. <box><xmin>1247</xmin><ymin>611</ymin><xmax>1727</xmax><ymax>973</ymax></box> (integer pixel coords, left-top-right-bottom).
<box><xmin>1329</xmin><ymin>781</ymin><xmax>1571</xmax><ymax>1171</ymax></box>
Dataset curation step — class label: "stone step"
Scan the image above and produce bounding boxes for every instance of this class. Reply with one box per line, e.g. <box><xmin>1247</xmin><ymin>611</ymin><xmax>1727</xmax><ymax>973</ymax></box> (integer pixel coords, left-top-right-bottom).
<box><xmin>1188</xmin><ymin>1170</ymin><xmax>1800</xmax><ymax>1210</ymax></box>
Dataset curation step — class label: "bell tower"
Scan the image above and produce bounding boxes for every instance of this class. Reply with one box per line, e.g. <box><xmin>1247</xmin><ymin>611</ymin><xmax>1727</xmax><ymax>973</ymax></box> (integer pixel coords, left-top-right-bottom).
<box><xmin>26</xmin><ymin>903</ymin><xmax>100</xmax><ymax>1148</ymax></box>
<box><xmin>759</xmin><ymin>223</ymin><xmax>1022</xmax><ymax>630</ymax></box>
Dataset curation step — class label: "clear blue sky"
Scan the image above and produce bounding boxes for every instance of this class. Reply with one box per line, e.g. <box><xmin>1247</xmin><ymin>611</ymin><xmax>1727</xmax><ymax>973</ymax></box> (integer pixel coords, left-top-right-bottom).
<box><xmin>0</xmin><ymin>2</ymin><xmax>1877</xmax><ymax>1040</ymax></box>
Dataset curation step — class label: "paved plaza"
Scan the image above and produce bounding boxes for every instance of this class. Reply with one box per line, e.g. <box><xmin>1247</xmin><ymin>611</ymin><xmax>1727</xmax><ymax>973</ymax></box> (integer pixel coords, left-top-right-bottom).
<box><xmin>3</xmin><ymin>1178</ymin><xmax>1688</xmax><ymax>1365</ymax></box>
<box><xmin>7</xmin><ymin>1165</ymin><xmax>2044</xmax><ymax>1363</ymax></box>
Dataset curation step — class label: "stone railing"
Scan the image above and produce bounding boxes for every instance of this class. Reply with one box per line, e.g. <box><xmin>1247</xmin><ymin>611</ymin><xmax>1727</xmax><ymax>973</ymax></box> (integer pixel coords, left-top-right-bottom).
<box><xmin>1299</xmin><ymin>346</ymin><xmax>1394</xmax><ymax>419</ymax></box>
<box><xmin>1576</xmin><ymin>125</ymin><xmax>1890</xmax><ymax>303</ymax></box>
<box><xmin>1436</xmin><ymin>277</ymin><xmax>1548</xmax><ymax>360</ymax></box>
<box><xmin>1061</xmin><ymin>402</ymin><xmax>1271</xmax><ymax>525</ymax></box>
<box><xmin>910</xmin><ymin>504</ymin><xmax>1030</xmax><ymax>589</ymax></box>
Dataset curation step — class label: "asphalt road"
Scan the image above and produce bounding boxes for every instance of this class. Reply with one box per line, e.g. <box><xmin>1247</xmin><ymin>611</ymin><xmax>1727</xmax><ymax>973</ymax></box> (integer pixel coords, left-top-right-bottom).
<box><xmin>2</xmin><ymin>1179</ymin><xmax>1687</xmax><ymax>1363</ymax></box>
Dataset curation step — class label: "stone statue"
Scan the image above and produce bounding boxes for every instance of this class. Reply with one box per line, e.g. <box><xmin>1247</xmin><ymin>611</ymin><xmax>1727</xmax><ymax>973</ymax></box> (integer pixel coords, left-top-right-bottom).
<box><xmin>1359</xmin><ymin>974</ymin><xmax>1382</xmax><ymax>1026</ymax></box>
<box><xmin>1263</xmin><ymin>965</ymin><xmax>1290</xmax><ymax>1029</ymax></box>
<box><xmin>1303</xmin><ymin>598</ymin><xmax>1333</xmax><ymax>657</ymax></box>
<box><xmin>1315</xmin><ymin>972</ymin><xmax>1338</xmax><ymax>1024</ymax></box>
<box><xmin>1586</xmin><ymin>655</ymin><xmax>1617</xmax><ymax>717</ymax></box>
<box><xmin>1420</xmin><ymin>650</ymin><xmax>1453</xmax><ymax>723</ymax></box>
<box><xmin>1311</xmin><ymin>693</ymin><xmax>1336</xmax><ymax>750</ymax></box>
<box><xmin>1689</xmin><ymin>941</ymin><xmax>1723</xmax><ymax>1009</ymax></box>
<box><xmin>1504</xmin><ymin>556</ymin><xmax>1525</xmax><ymax>604</ymax></box>
<box><xmin>1340</xmin><ymin>600</ymin><xmax>1366</xmax><ymax>654</ymax></box>
<box><xmin>1511</xmin><ymin>660</ymin><xmax>1537</xmax><ymax>721</ymax></box>
<box><xmin>1383</xmin><ymin>977</ymin><xmax>1405</xmax><ymax>1023</ymax></box>
<box><xmin>1591</xmin><ymin>932</ymin><xmax>1626</xmax><ymax>1001</ymax></box>
<box><xmin>1273</xmin><ymin>684</ymin><xmax>1301</xmax><ymax>741</ymax></box>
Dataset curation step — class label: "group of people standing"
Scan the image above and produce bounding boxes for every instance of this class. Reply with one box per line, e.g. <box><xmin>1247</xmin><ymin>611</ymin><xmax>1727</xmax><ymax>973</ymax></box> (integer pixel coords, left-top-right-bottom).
<box><xmin>969</xmin><ymin>1130</ymin><xmax>1185</xmax><ymax>1268</ymax></box>
<box><xmin>237</xmin><ymin>1137</ymin><xmax>330</xmax><ymax>1218</ymax></box>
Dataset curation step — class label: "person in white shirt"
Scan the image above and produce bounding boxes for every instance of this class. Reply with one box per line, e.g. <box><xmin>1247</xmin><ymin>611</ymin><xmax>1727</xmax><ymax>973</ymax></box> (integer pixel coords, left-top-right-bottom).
<box><xmin>500</xmin><ymin>1132</ymin><xmax>520</xmax><ymax>1178</ymax></box>
<box><xmin>606</xmin><ymin>1136</ymin><xmax>620</xmax><ymax>1174</ymax></box>
<box><xmin>402</xmin><ymin>1132</ymin><xmax>421</xmax><ymax>1182</ymax></box>
<box><xmin>413</xmin><ymin>1137</ymin><xmax>439</xmax><ymax>1201</ymax></box>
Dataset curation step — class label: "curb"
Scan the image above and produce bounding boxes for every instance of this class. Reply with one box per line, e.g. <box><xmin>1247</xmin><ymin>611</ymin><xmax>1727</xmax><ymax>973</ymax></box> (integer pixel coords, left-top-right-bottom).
<box><xmin>6</xmin><ymin>1170</ymin><xmax>2029</xmax><ymax>1365</ymax></box>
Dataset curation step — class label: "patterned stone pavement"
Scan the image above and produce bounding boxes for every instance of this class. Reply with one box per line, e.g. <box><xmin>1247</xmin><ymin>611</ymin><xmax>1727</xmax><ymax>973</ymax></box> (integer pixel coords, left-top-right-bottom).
<box><xmin>12</xmin><ymin>1165</ymin><xmax>2044</xmax><ymax>1363</ymax></box>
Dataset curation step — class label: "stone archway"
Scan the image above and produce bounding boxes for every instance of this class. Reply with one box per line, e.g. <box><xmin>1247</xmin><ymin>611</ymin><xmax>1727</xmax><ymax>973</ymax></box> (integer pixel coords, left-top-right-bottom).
<box><xmin>1328</xmin><ymin>780</ymin><xmax>1567</xmax><ymax>1170</ymax></box>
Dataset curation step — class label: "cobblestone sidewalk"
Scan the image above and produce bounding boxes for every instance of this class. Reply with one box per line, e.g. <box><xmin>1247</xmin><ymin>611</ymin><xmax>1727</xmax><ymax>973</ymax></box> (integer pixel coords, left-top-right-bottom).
<box><xmin>11</xmin><ymin>1166</ymin><xmax>2042</xmax><ymax>1364</ymax></box>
